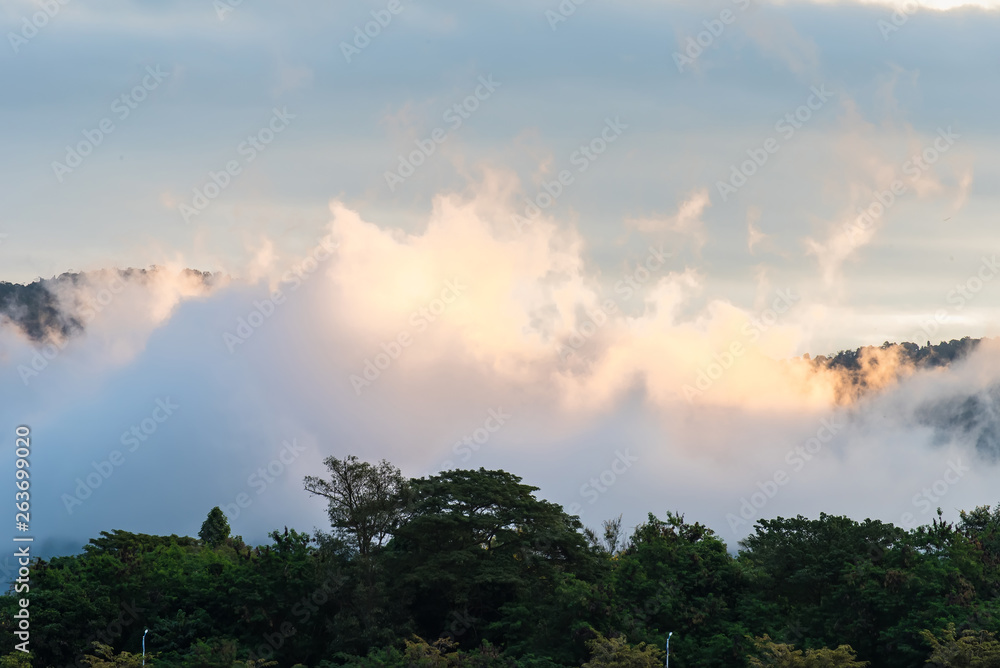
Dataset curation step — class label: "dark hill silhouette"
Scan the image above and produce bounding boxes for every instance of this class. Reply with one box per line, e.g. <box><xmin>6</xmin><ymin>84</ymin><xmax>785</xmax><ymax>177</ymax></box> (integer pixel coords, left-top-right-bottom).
<box><xmin>0</xmin><ymin>267</ymin><xmax>216</xmax><ymax>342</ymax></box>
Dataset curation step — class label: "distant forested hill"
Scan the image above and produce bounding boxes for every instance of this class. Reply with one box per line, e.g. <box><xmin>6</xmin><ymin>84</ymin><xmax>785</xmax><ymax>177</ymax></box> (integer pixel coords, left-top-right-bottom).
<box><xmin>0</xmin><ymin>268</ymin><xmax>216</xmax><ymax>342</ymax></box>
<box><xmin>0</xmin><ymin>268</ymin><xmax>988</xmax><ymax>370</ymax></box>
<box><xmin>0</xmin><ymin>277</ymin><xmax>81</xmax><ymax>342</ymax></box>
<box><xmin>812</xmin><ymin>337</ymin><xmax>983</xmax><ymax>373</ymax></box>
<box><xmin>807</xmin><ymin>337</ymin><xmax>984</xmax><ymax>397</ymax></box>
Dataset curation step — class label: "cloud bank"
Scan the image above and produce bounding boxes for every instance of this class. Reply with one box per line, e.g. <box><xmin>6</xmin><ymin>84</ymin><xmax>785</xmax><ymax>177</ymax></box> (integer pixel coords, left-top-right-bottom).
<box><xmin>2</xmin><ymin>176</ymin><xmax>998</xmax><ymax>561</ymax></box>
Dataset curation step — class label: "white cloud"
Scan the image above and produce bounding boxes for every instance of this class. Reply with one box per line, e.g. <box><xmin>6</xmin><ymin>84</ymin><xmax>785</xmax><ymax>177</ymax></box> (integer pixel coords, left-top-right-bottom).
<box><xmin>626</xmin><ymin>188</ymin><xmax>711</xmax><ymax>252</ymax></box>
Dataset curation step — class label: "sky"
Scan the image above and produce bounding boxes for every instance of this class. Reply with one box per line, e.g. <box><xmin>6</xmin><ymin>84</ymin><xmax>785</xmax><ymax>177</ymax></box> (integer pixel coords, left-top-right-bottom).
<box><xmin>1</xmin><ymin>0</ymin><xmax>1000</xmax><ymax>561</ymax></box>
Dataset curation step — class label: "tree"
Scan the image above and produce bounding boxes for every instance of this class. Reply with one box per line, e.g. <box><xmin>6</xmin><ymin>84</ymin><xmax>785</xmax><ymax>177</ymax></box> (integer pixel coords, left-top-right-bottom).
<box><xmin>584</xmin><ymin>515</ymin><xmax>624</xmax><ymax>555</ymax></box>
<box><xmin>184</xmin><ymin>638</ymin><xmax>279</xmax><ymax>667</ymax></box>
<box><xmin>81</xmin><ymin>642</ymin><xmax>150</xmax><ymax>667</ymax></box>
<box><xmin>748</xmin><ymin>636</ymin><xmax>868</xmax><ymax>667</ymax></box>
<box><xmin>199</xmin><ymin>506</ymin><xmax>231</xmax><ymax>547</ymax></box>
<box><xmin>304</xmin><ymin>455</ymin><xmax>409</xmax><ymax>557</ymax></box>
<box><xmin>390</xmin><ymin>468</ymin><xmax>598</xmax><ymax>660</ymax></box>
<box><xmin>0</xmin><ymin>653</ymin><xmax>32</xmax><ymax>668</ymax></box>
<box><xmin>582</xmin><ymin>632</ymin><xmax>665</xmax><ymax>667</ymax></box>
<box><xmin>958</xmin><ymin>504</ymin><xmax>1000</xmax><ymax>598</ymax></box>
<box><xmin>921</xmin><ymin>624</ymin><xmax>1000</xmax><ymax>667</ymax></box>
<box><xmin>737</xmin><ymin>514</ymin><xmax>907</xmax><ymax>663</ymax></box>
<box><xmin>609</xmin><ymin>512</ymin><xmax>749</xmax><ymax>667</ymax></box>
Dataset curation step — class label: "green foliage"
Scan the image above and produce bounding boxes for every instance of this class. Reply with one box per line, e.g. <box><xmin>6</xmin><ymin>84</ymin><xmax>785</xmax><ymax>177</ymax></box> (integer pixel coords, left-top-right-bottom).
<box><xmin>7</xmin><ymin>455</ymin><xmax>1000</xmax><ymax>668</ymax></box>
<box><xmin>303</xmin><ymin>455</ymin><xmax>410</xmax><ymax>557</ymax></box>
<box><xmin>738</xmin><ymin>514</ymin><xmax>915</xmax><ymax>665</ymax></box>
<box><xmin>199</xmin><ymin>506</ymin><xmax>232</xmax><ymax>547</ymax></box>
<box><xmin>0</xmin><ymin>653</ymin><xmax>32</xmax><ymax>668</ymax></box>
<box><xmin>333</xmin><ymin>636</ymin><xmax>516</xmax><ymax>667</ymax></box>
<box><xmin>607</xmin><ymin>512</ymin><xmax>749</xmax><ymax>666</ymax></box>
<box><xmin>581</xmin><ymin>632</ymin><xmax>665</xmax><ymax>667</ymax></box>
<box><xmin>81</xmin><ymin>641</ymin><xmax>149</xmax><ymax>667</ymax></box>
<box><xmin>390</xmin><ymin>468</ymin><xmax>600</xmax><ymax>662</ymax></box>
<box><xmin>398</xmin><ymin>636</ymin><xmax>507</xmax><ymax>667</ymax></box>
<box><xmin>748</xmin><ymin>636</ymin><xmax>868</xmax><ymax>667</ymax></box>
<box><xmin>921</xmin><ymin>624</ymin><xmax>1000</xmax><ymax>667</ymax></box>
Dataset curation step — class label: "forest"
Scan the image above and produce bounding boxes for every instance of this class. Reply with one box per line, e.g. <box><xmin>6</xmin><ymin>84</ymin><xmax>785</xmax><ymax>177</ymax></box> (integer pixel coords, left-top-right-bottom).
<box><xmin>3</xmin><ymin>455</ymin><xmax>1000</xmax><ymax>667</ymax></box>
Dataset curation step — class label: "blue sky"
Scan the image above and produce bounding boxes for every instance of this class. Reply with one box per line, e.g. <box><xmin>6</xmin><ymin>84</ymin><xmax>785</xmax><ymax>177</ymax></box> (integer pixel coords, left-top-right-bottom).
<box><xmin>3</xmin><ymin>0</ymin><xmax>998</xmax><ymax>351</ymax></box>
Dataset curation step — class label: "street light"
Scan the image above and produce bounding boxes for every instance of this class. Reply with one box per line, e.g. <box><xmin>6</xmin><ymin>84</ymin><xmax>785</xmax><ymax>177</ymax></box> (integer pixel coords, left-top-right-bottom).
<box><xmin>142</xmin><ymin>629</ymin><xmax>149</xmax><ymax>666</ymax></box>
<box><xmin>665</xmin><ymin>631</ymin><xmax>673</xmax><ymax>668</ymax></box>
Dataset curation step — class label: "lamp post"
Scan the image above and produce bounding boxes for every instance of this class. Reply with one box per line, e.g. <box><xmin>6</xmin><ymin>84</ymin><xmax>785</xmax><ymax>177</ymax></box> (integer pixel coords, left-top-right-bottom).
<box><xmin>142</xmin><ymin>629</ymin><xmax>149</xmax><ymax>666</ymax></box>
<box><xmin>665</xmin><ymin>631</ymin><xmax>673</xmax><ymax>668</ymax></box>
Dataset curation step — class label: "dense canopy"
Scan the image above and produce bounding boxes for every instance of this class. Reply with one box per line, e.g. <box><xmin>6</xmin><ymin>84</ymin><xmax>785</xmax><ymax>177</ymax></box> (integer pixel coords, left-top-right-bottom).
<box><xmin>3</xmin><ymin>456</ymin><xmax>1000</xmax><ymax>667</ymax></box>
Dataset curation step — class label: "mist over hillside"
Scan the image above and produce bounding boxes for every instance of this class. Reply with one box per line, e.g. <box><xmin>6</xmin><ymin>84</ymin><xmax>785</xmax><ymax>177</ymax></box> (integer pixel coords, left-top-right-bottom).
<box><xmin>3</xmin><ymin>267</ymin><xmax>992</xmax><ymax>439</ymax></box>
<box><xmin>0</xmin><ymin>266</ymin><xmax>987</xmax><ymax>369</ymax></box>
<box><xmin>808</xmin><ymin>337</ymin><xmax>1000</xmax><ymax>460</ymax></box>
<box><xmin>0</xmin><ymin>268</ymin><xmax>217</xmax><ymax>343</ymax></box>
<box><xmin>2</xmin><ymin>251</ymin><xmax>999</xmax><ymax>569</ymax></box>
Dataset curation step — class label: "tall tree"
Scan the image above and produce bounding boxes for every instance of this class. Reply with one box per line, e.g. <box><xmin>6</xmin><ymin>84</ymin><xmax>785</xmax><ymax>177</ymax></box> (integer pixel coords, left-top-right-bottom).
<box><xmin>389</xmin><ymin>468</ymin><xmax>599</xmax><ymax>661</ymax></box>
<box><xmin>199</xmin><ymin>506</ymin><xmax>231</xmax><ymax>547</ymax></box>
<box><xmin>303</xmin><ymin>455</ymin><xmax>409</xmax><ymax>557</ymax></box>
<box><xmin>737</xmin><ymin>513</ymin><xmax>906</xmax><ymax>661</ymax></box>
<box><xmin>609</xmin><ymin>512</ymin><xmax>749</xmax><ymax>667</ymax></box>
